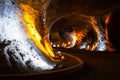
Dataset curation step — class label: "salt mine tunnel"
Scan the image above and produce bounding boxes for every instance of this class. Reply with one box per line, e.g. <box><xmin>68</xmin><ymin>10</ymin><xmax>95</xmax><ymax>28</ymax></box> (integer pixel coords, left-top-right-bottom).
<box><xmin>0</xmin><ymin>0</ymin><xmax>120</xmax><ymax>80</ymax></box>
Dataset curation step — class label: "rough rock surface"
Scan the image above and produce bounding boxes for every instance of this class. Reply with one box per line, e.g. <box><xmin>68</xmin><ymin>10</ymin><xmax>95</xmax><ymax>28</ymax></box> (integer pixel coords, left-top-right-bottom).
<box><xmin>0</xmin><ymin>0</ymin><xmax>54</xmax><ymax>73</ymax></box>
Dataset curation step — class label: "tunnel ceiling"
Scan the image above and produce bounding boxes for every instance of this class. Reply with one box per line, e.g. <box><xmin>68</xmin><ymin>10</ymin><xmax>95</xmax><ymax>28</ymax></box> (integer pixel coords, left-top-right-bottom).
<box><xmin>46</xmin><ymin>0</ymin><xmax>120</xmax><ymax>25</ymax></box>
<box><xmin>18</xmin><ymin>0</ymin><xmax>120</xmax><ymax>25</ymax></box>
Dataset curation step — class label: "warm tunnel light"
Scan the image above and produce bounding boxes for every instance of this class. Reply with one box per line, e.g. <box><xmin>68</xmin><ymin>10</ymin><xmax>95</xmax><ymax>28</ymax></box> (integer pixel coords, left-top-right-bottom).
<box><xmin>49</xmin><ymin>14</ymin><xmax>115</xmax><ymax>51</ymax></box>
<box><xmin>20</xmin><ymin>4</ymin><xmax>63</xmax><ymax>62</ymax></box>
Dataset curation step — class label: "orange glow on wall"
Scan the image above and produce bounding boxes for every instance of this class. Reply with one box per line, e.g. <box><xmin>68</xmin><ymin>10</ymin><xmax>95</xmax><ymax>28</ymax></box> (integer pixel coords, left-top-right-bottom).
<box><xmin>20</xmin><ymin>4</ymin><xmax>63</xmax><ymax>62</ymax></box>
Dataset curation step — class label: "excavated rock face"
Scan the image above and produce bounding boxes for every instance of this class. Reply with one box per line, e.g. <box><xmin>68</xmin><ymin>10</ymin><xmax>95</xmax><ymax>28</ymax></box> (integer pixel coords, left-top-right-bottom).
<box><xmin>46</xmin><ymin>0</ymin><xmax>120</xmax><ymax>26</ymax></box>
<box><xmin>46</xmin><ymin>0</ymin><xmax>120</xmax><ymax>51</ymax></box>
<box><xmin>0</xmin><ymin>0</ymin><xmax>55</xmax><ymax>73</ymax></box>
<box><xmin>0</xmin><ymin>0</ymin><xmax>120</xmax><ymax>73</ymax></box>
<box><xmin>18</xmin><ymin>0</ymin><xmax>120</xmax><ymax>30</ymax></box>
<box><xmin>18</xmin><ymin>0</ymin><xmax>120</xmax><ymax>51</ymax></box>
